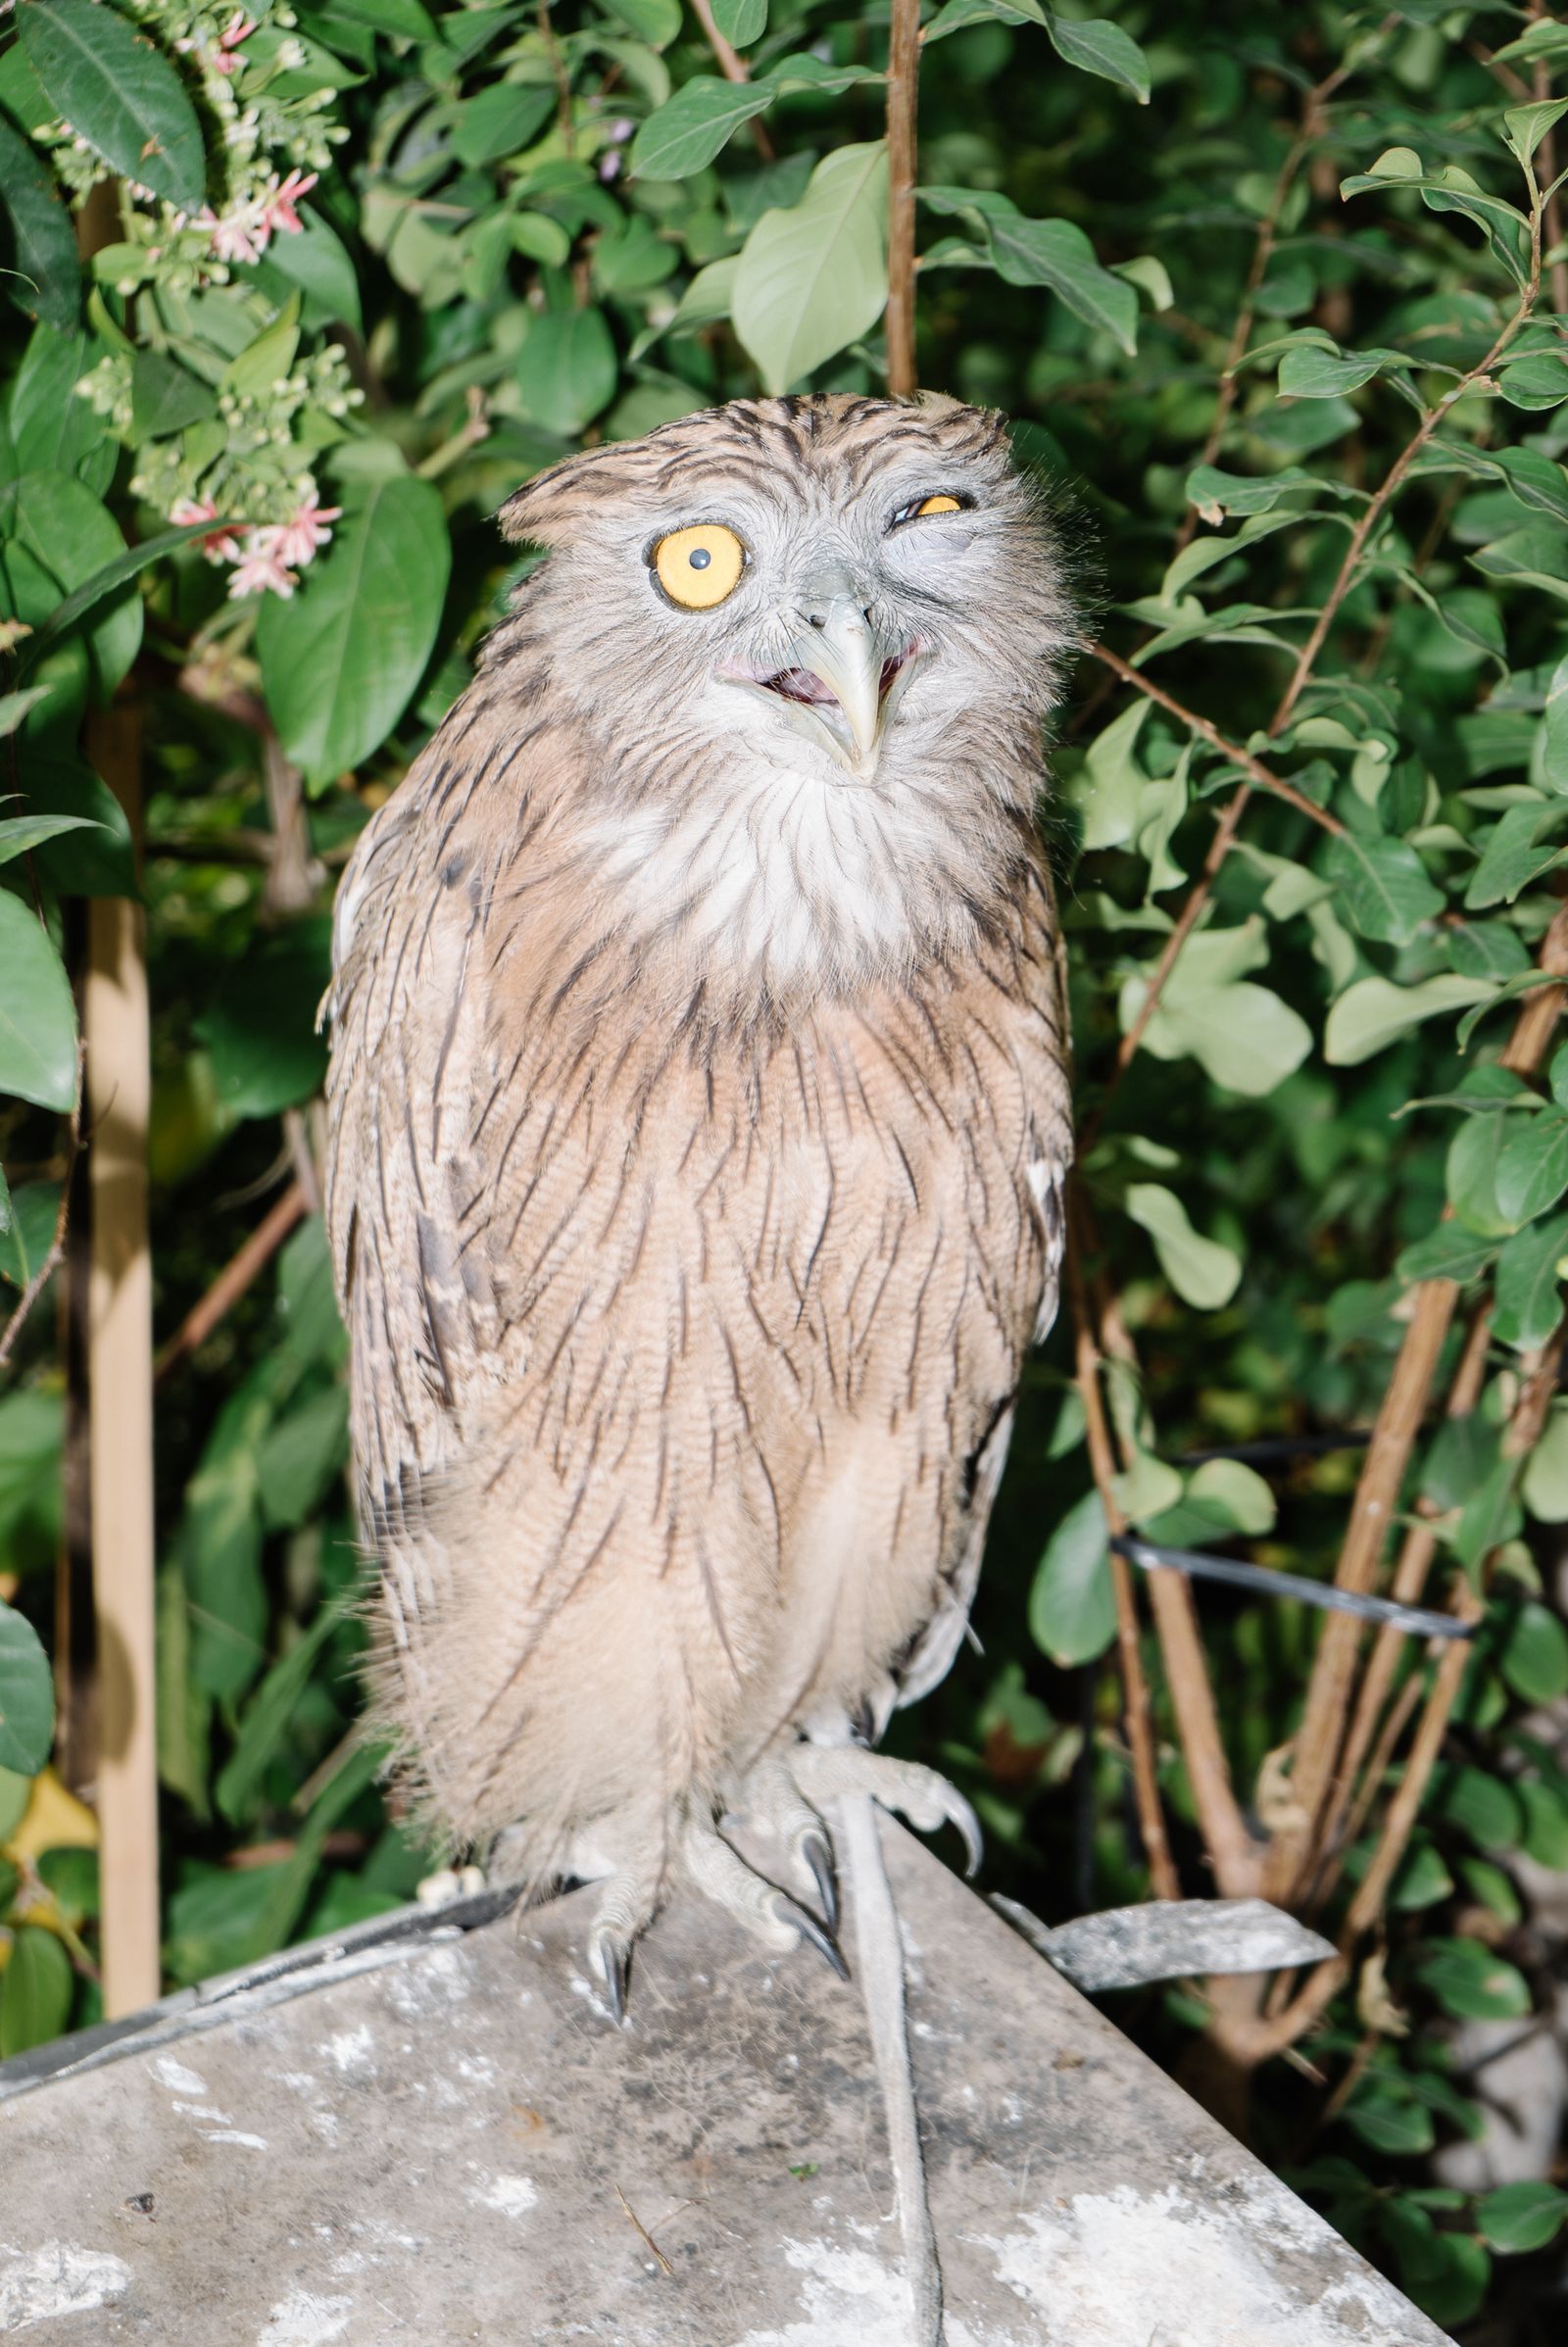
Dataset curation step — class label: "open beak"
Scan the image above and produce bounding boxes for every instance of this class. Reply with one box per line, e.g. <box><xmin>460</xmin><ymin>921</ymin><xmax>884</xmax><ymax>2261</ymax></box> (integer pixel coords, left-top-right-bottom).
<box><xmin>723</xmin><ymin>573</ymin><xmax>922</xmax><ymax>775</ymax></box>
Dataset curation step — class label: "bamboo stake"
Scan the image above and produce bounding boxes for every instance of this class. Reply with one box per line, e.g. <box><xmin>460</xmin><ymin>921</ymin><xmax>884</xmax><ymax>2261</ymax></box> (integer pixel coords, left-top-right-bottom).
<box><xmin>884</xmin><ymin>0</ymin><xmax>921</xmax><ymax>397</ymax></box>
<box><xmin>84</xmin><ymin>696</ymin><xmax>161</xmax><ymax>2018</ymax></box>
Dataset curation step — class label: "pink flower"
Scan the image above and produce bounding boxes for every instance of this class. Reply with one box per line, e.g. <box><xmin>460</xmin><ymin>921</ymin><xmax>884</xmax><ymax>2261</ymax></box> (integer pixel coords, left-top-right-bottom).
<box><xmin>171</xmin><ymin>497</ymin><xmax>243</xmax><ymax>565</ymax></box>
<box><xmin>260</xmin><ymin>170</ymin><xmax>318</xmax><ymax>239</ymax></box>
<box><xmin>270</xmin><ymin>487</ymin><xmax>342</xmax><ymax>569</ymax></box>
<box><xmin>198</xmin><ymin>196</ymin><xmax>268</xmax><ymax>266</ymax></box>
<box><xmin>214</xmin><ymin>12</ymin><xmax>258</xmax><ymax>74</ymax></box>
<box><xmin>227</xmin><ymin>533</ymin><xmax>299</xmax><ymax>600</ymax></box>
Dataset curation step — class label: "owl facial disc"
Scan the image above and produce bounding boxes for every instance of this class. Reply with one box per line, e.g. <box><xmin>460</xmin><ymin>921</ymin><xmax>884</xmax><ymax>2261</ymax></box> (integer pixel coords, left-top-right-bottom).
<box><xmin>722</xmin><ymin>564</ymin><xmax>919</xmax><ymax>776</ymax></box>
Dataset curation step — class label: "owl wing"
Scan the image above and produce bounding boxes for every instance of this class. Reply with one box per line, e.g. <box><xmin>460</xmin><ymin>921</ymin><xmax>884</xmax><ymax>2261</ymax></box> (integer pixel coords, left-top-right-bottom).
<box><xmin>323</xmin><ymin>712</ymin><xmax>518</xmax><ymax>1524</ymax></box>
<box><xmin>882</xmin><ymin>856</ymin><xmax>1071</xmax><ymax>1724</ymax></box>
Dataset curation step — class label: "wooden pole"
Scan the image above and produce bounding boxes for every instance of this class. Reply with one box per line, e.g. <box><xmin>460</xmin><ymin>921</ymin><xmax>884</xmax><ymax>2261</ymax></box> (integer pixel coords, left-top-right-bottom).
<box><xmin>84</xmin><ymin>696</ymin><xmax>161</xmax><ymax>2018</ymax></box>
<box><xmin>884</xmin><ymin>0</ymin><xmax>920</xmax><ymax>396</ymax></box>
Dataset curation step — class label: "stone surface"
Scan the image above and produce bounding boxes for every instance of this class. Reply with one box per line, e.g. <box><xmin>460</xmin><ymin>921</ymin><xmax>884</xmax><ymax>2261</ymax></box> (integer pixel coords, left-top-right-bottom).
<box><xmin>0</xmin><ymin>1823</ymin><xmax>1449</xmax><ymax>2345</ymax></box>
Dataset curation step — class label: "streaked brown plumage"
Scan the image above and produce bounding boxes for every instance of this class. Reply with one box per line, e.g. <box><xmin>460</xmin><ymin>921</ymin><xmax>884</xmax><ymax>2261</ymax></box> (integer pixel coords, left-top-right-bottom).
<box><xmin>325</xmin><ymin>392</ymin><xmax>1072</xmax><ymax>1986</ymax></box>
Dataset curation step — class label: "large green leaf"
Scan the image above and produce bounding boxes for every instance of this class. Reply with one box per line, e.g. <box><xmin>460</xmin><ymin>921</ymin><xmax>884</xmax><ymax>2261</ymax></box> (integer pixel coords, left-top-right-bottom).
<box><xmin>1477</xmin><ymin>2181</ymin><xmax>1568</xmax><ymax>2256</ymax></box>
<box><xmin>1029</xmin><ymin>1490</ymin><xmax>1114</xmax><ymax>1667</ymax></box>
<box><xmin>1324</xmin><ymin>973</ymin><xmax>1494</xmax><ymax>1065</ymax></box>
<box><xmin>0</xmin><ymin>111</ymin><xmax>81</xmax><ymax>332</ymax></box>
<box><xmin>255</xmin><ymin>471</ymin><xmax>450</xmax><ymax>787</ymax></box>
<box><xmin>0</xmin><ymin>1921</ymin><xmax>73</xmax><ymax>2055</ymax></box>
<box><xmin>1493</xmin><ymin>1211</ymin><xmax>1568</xmax><ymax>1351</ymax></box>
<box><xmin>733</xmin><ymin>143</ymin><xmax>888</xmax><ymax>395</ymax></box>
<box><xmin>0</xmin><ymin>888</ymin><xmax>77</xmax><ymax>1112</ymax></box>
<box><xmin>1124</xmin><ymin>1182</ymin><xmax>1242</xmax><ymax>1309</ymax></box>
<box><xmin>17</xmin><ymin>0</ymin><xmax>206</xmax><ymax>212</ymax></box>
<box><xmin>0</xmin><ymin>1598</ymin><xmax>54</xmax><ymax>1776</ymax></box>
<box><xmin>2</xmin><ymin>470</ymin><xmax>143</xmax><ymax>695</ymax></box>
<box><xmin>516</xmin><ymin>307</ymin><xmax>618</xmax><ymax>438</ymax></box>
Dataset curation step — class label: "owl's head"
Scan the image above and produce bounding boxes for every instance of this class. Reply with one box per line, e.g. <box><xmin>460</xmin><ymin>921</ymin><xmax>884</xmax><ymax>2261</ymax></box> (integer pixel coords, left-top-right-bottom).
<box><xmin>498</xmin><ymin>393</ymin><xmax>1069</xmax><ymax>791</ymax></box>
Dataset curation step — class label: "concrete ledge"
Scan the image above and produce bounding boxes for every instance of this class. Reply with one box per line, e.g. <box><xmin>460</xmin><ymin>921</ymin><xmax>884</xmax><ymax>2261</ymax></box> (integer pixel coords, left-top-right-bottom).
<box><xmin>0</xmin><ymin>1821</ymin><xmax>1449</xmax><ymax>2344</ymax></box>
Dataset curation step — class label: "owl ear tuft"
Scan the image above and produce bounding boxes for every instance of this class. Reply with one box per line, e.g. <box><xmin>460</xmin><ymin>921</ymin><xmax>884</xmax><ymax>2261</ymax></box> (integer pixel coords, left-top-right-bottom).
<box><xmin>497</xmin><ymin>443</ymin><xmax>638</xmax><ymax>546</ymax></box>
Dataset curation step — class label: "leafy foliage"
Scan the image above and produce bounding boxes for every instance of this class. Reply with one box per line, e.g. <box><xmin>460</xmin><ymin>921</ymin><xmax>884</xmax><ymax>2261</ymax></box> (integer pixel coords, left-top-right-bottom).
<box><xmin>3</xmin><ymin>2</ymin><xmax>1568</xmax><ymax>2328</ymax></box>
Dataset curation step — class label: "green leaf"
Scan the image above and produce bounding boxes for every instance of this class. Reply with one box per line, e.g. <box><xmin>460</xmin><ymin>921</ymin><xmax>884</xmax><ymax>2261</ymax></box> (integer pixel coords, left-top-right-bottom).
<box><xmin>1046</xmin><ymin>13</ymin><xmax>1150</xmax><ymax>103</ymax></box>
<box><xmin>0</xmin><ymin>111</ymin><xmax>81</xmax><ymax>332</ymax></box>
<box><xmin>734</xmin><ymin>144</ymin><xmax>888</xmax><ymax>395</ymax></box>
<box><xmin>2</xmin><ymin>470</ymin><xmax>141</xmax><ymax>696</ymax></box>
<box><xmin>1324</xmin><ymin>833</ymin><xmax>1443</xmax><ymax>946</ymax></box>
<box><xmin>600</xmin><ymin>0</ymin><xmax>682</xmax><ymax>41</ymax></box>
<box><xmin>1503</xmin><ymin>97</ymin><xmax>1568</xmax><ymax>165</ymax></box>
<box><xmin>1519</xmin><ymin>1776</ymin><xmax>1568</xmax><ymax>1867</ymax></box>
<box><xmin>17</xmin><ymin>0</ymin><xmax>206</xmax><ymax>212</ymax></box>
<box><xmin>0</xmin><ymin>890</ymin><xmax>78</xmax><ymax>1112</ymax></box>
<box><xmin>710</xmin><ymin>0</ymin><xmax>766</xmax><ymax>45</ymax></box>
<box><xmin>1415</xmin><ymin>1936</ymin><xmax>1531</xmax><ymax>2020</ymax></box>
<box><xmin>1496</xmin><ymin>353</ymin><xmax>1568</xmax><ymax>411</ymax></box>
<box><xmin>0</xmin><ymin>809</ymin><xmax>105</xmax><ymax>866</ymax></box>
<box><xmin>256</xmin><ymin>1385</ymin><xmax>350</xmax><ymax>1531</ymax></box>
<box><xmin>1390</xmin><ymin>1840</ymin><xmax>1453</xmax><ymax>1910</ymax></box>
<box><xmin>1464</xmin><ymin>801</ymin><xmax>1568</xmax><ymax>909</ymax></box>
<box><xmin>516</xmin><ymin>306</ymin><xmax>618</xmax><ymax>438</ymax></box>
<box><xmin>0</xmin><ymin>1598</ymin><xmax>55</xmax><ymax>1776</ymax></box>
<box><xmin>1497</xmin><ymin>1599</ymin><xmax>1568</xmax><ymax>1704</ymax></box>
<box><xmin>450</xmin><ymin>83</ymin><xmax>558</xmax><ymax>171</ymax></box>
<box><xmin>1396</xmin><ymin>1225</ymin><xmax>1499</xmax><ymax>1286</ymax></box>
<box><xmin>1344</xmin><ymin>2085</ymin><xmax>1435</xmax><ymax>2156</ymax></box>
<box><xmin>1493</xmin><ymin>1211</ymin><xmax>1568</xmax><ymax>1350</ymax></box>
<box><xmin>919</xmin><ymin>187</ymin><xmax>1137</xmax><ymax>354</ymax></box>
<box><xmin>1278</xmin><ymin>345</ymin><xmax>1395</xmax><ymax>399</ymax></box>
<box><xmin>0</xmin><ymin>1389</ymin><xmax>64</xmax><ymax>1572</ymax></box>
<box><xmin>255</xmin><ymin>472</ymin><xmax>450</xmax><ymax>787</ymax></box>
<box><xmin>1478</xmin><ymin>2180</ymin><xmax>1568</xmax><ymax>2256</ymax></box>
<box><xmin>1029</xmin><ymin>1489</ymin><xmax>1114</xmax><ymax>1667</ymax></box>
<box><xmin>1324</xmin><ymin>973</ymin><xmax>1494</xmax><ymax>1065</ymax></box>
<box><xmin>318</xmin><ymin>0</ymin><xmax>435</xmax><ymax>37</ymax></box>
<box><xmin>1123</xmin><ymin>1183</ymin><xmax>1242</xmax><ymax>1309</ymax></box>
<box><xmin>253</xmin><ymin>204</ymin><xmax>363</xmax><ymax>335</ymax></box>
<box><xmin>629</xmin><ymin>74</ymin><xmax>773</xmax><ymax>179</ymax></box>
<box><xmin>1495</xmin><ymin>1110</ymin><xmax>1568</xmax><ymax>1224</ymax></box>
<box><xmin>16</xmin><ymin>756</ymin><xmax>135</xmax><ymax>897</ymax></box>
<box><xmin>14</xmin><ymin>515</ymin><xmax>222</xmax><ymax>687</ymax></box>
<box><xmin>0</xmin><ymin>1922</ymin><xmax>73</xmax><ymax>2055</ymax></box>
<box><xmin>1429</xmin><ymin>1762</ymin><xmax>1522</xmax><ymax>1851</ymax></box>
<box><xmin>127</xmin><ymin>349</ymin><xmax>216</xmax><ymax>445</ymax></box>
<box><xmin>195</xmin><ymin>917</ymin><xmax>331</xmax><ymax>1118</ymax></box>
<box><xmin>215</xmin><ymin>1585</ymin><xmax>354</xmax><ymax>1826</ymax></box>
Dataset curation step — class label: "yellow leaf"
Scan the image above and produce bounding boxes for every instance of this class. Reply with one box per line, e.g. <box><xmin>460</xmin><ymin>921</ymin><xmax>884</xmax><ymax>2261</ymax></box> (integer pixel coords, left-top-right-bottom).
<box><xmin>3</xmin><ymin>1767</ymin><xmax>99</xmax><ymax>1867</ymax></box>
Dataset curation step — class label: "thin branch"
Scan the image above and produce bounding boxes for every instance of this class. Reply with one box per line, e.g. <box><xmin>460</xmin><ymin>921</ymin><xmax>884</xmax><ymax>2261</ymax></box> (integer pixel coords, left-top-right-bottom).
<box><xmin>536</xmin><ymin>0</ymin><xmax>574</xmax><ymax>156</ymax></box>
<box><xmin>1078</xmin><ymin>641</ymin><xmax>1346</xmax><ymax>834</ymax></box>
<box><xmin>1307</xmin><ymin>1301</ymin><xmax>1492</xmax><ymax>1905</ymax></box>
<box><xmin>1267</xmin><ymin>900</ymin><xmax>1568</xmax><ymax>1908</ymax></box>
<box><xmin>1073</xmin><ymin>1192</ymin><xmax>1261</xmax><ymax>1898</ymax></box>
<box><xmin>884</xmin><ymin>0</ymin><xmax>921</xmax><ymax>397</ymax></box>
<box><xmin>1065</xmin><ymin>1193</ymin><xmax>1180</xmax><ymax>1901</ymax></box>
<box><xmin>154</xmin><ymin>1177</ymin><xmax>308</xmax><ymax>1381</ymax></box>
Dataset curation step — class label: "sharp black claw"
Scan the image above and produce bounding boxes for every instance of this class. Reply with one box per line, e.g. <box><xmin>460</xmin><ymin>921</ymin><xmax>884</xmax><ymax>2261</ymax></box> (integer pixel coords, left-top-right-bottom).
<box><xmin>787</xmin><ymin>1899</ymin><xmax>850</xmax><ymax>1981</ymax></box>
<box><xmin>801</xmin><ymin>1831</ymin><xmax>839</xmax><ymax>1933</ymax></box>
<box><xmin>594</xmin><ymin>1935</ymin><xmax>630</xmax><ymax>2026</ymax></box>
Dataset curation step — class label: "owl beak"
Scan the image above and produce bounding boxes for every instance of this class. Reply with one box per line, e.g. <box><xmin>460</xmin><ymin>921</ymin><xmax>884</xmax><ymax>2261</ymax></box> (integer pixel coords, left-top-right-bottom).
<box><xmin>724</xmin><ymin>572</ymin><xmax>916</xmax><ymax>773</ymax></box>
<box><xmin>785</xmin><ymin>592</ymin><xmax>886</xmax><ymax>767</ymax></box>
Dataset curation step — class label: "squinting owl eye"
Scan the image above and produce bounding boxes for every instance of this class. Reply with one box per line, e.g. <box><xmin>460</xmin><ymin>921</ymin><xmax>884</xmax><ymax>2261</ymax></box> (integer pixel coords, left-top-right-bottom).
<box><xmin>652</xmin><ymin>522</ymin><xmax>747</xmax><ymax>611</ymax></box>
<box><xmin>890</xmin><ymin>492</ymin><xmax>968</xmax><ymax>527</ymax></box>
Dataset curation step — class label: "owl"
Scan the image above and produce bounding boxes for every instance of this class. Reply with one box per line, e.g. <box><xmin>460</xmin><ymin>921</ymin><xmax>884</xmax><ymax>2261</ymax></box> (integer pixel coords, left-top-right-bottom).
<box><xmin>324</xmin><ymin>392</ymin><xmax>1073</xmax><ymax>2011</ymax></box>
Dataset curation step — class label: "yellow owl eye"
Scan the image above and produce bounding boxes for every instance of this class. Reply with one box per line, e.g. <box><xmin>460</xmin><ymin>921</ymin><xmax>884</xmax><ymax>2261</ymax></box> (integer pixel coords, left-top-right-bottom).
<box><xmin>916</xmin><ymin>494</ymin><xmax>962</xmax><ymax>515</ymax></box>
<box><xmin>652</xmin><ymin>523</ymin><xmax>747</xmax><ymax>611</ymax></box>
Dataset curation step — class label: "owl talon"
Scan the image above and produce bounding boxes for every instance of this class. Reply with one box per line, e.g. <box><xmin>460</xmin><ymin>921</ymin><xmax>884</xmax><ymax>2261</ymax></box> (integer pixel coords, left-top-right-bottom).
<box><xmin>790</xmin><ymin>1745</ymin><xmax>984</xmax><ymax>1880</ymax></box>
<box><xmin>589</xmin><ymin>1928</ymin><xmax>632</xmax><ymax>2026</ymax></box>
<box><xmin>800</xmin><ymin>1829</ymin><xmax>839</xmax><ymax>1933</ymax></box>
<box><xmin>788</xmin><ymin>1896</ymin><xmax>850</xmax><ymax>1980</ymax></box>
